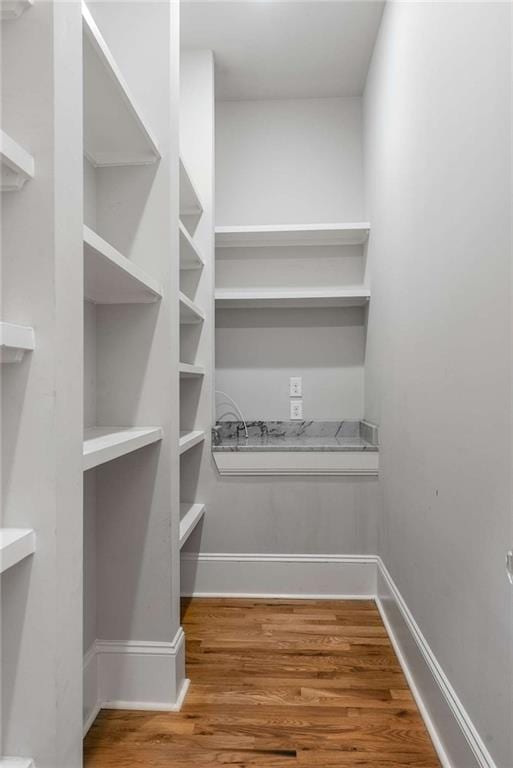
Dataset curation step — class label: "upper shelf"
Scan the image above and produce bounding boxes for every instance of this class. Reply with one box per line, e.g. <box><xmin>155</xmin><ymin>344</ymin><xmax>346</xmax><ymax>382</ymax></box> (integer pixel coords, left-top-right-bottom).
<box><xmin>180</xmin><ymin>158</ymin><xmax>203</xmax><ymax>220</ymax></box>
<box><xmin>179</xmin><ymin>222</ymin><xmax>204</xmax><ymax>270</ymax></box>
<box><xmin>84</xmin><ymin>225</ymin><xmax>162</xmax><ymax>304</ymax></box>
<box><xmin>0</xmin><ymin>321</ymin><xmax>35</xmax><ymax>363</ymax></box>
<box><xmin>82</xmin><ymin>2</ymin><xmax>160</xmax><ymax>167</ymax></box>
<box><xmin>215</xmin><ymin>287</ymin><xmax>371</xmax><ymax>309</ymax></box>
<box><xmin>83</xmin><ymin>426</ymin><xmax>163</xmax><ymax>471</ymax></box>
<box><xmin>0</xmin><ymin>129</ymin><xmax>35</xmax><ymax>191</ymax></box>
<box><xmin>215</xmin><ymin>222</ymin><xmax>370</xmax><ymax>249</ymax></box>
<box><xmin>0</xmin><ymin>0</ymin><xmax>33</xmax><ymax>20</ymax></box>
<box><xmin>0</xmin><ymin>529</ymin><xmax>36</xmax><ymax>574</ymax></box>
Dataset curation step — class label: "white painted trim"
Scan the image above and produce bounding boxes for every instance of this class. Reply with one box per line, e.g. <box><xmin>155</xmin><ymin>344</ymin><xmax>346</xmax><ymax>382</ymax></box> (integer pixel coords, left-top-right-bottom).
<box><xmin>181</xmin><ymin>553</ymin><xmax>377</xmax><ymax>599</ymax></box>
<box><xmin>376</xmin><ymin>558</ymin><xmax>497</xmax><ymax>768</ymax></box>
<box><xmin>104</xmin><ymin>679</ymin><xmax>191</xmax><ymax>713</ymax></box>
<box><xmin>82</xmin><ymin>628</ymin><xmax>188</xmax><ymax>735</ymax></box>
<box><xmin>212</xmin><ymin>450</ymin><xmax>379</xmax><ymax>476</ymax></box>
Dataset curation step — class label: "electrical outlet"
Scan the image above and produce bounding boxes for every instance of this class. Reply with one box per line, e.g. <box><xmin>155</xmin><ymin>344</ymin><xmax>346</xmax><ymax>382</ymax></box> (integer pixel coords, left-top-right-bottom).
<box><xmin>290</xmin><ymin>399</ymin><xmax>303</xmax><ymax>420</ymax></box>
<box><xmin>289</xmin><ymin>376</ymin><xmax>302</xmax><ymax>397</ymax></box>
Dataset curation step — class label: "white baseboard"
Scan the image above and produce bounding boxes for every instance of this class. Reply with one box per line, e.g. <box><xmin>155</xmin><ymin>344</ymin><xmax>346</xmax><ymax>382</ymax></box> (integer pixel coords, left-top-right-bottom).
<box><xmin>376</xmin><ymin>559</ymin><xmax>497</xmax><ymax>768</ymax></box>
<box><xmin>180</xmin><ymin>551</ymin><xmax>499</xmax><ymax>768</ymax></box>
<box><xmin>83</xmin><ymin>627</ymin><xmax>188</xmax><ymax>736</ymax></box>
<box><xmin>181</xmin><ymin>552</ymin><xmax>377</xmax><ymax>598</ymax></box>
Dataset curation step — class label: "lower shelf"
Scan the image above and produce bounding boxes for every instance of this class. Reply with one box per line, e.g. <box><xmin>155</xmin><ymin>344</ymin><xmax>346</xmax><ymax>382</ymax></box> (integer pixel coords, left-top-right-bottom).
<box><xmin>83</xmin><ymin>427</ymin><xmax>163</xmax><ymax>471</ymax></box>
<box><xmin>179</xmin><ymin>430</ymin><xmax>205</xmax><ymax>455</ymax></box>
<box><xmin>179</xmin><ymin>503</ymin><xmax>205</xmax><ymax>548</ymax></box>
<box><xmin>213</xmin><ymin>450</ymin><xmax>379</xmax><ymax>476</ymax></box>
<box><xmin>0</xmin><ymin>529</ymin><xmax>35</xmax><ymax>574</ymax></box>
<box><xmin>0</xmin><ymin>759</ymin><xmax>35</xmax><ymax>768</ymax></box>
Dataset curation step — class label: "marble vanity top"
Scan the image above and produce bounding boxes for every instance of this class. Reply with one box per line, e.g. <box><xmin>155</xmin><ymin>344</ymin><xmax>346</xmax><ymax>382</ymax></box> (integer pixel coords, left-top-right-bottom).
<box><xmin>212</xmin><ymin>420</ymin><xmax>379</xmax><ymax>452</ymax></box>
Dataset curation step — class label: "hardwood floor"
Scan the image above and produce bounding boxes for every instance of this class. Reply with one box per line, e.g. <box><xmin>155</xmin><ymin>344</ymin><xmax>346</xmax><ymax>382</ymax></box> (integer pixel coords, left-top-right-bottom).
<box><xmin>84</xmin><ymin>598</ymin><xmax>440</xmax><ymax>767</ymax></box>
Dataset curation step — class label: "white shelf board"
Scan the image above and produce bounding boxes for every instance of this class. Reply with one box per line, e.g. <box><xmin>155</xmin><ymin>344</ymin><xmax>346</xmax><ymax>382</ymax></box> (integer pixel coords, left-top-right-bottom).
<box><xmin>0</xmin><ymin>322</ymin><xmax>35</xmax><ymax>363</ymax></box>
<box><xmin>83</xmin><ymin>426</ymin><xmax>163</xmax><ymax>471</ymax></box>
<box><xmin>0</xmin><ymin>759</ymin><xmax>35</xmax><ymax>768</ymax></box>
<box><xmin>179</xmin><ymin>430</ymin><xmax>205</xmax><ymax>455</ymax></box>
<box><xmin>0</xmin><ymin>529</ymin><xmax>35</xmax><ymax>574</ymax></box>
<box><xmin>0</xmin><ymin>0</ymin><xmax>33</xmax><ymax>19</ymax></box>
<box><xmin>82</xmin><ymin>2</ymin><xmax>160</xmax><ymax>167</ymax></box>
<box><xmin>179</xmin><ymin>362</ymin><xmax>205</xmax><ymax>378</ymax></box>
<box><xmin>179</xmin><ymin>222</ymin><xmax>204</xmax><ymax>270</ymax></box>
<box><xmin>213</xmin><ymin>451</ymin><xmax>379</xmax><ymax>477</ymax></box>
<box><xmin>179</xmin><ymin>158</ymin><xmax>203</xmax><ymax>218</ymax></box>
<box><xmin>179</xmin><ymin>503</ymin><xmax>205</xmax><ymax>548</ymax></box>
<box><xmin>215</xmin><ymin>222</ymin><xmax>370</xmax><ymax>248</ymax></box>
<box><xmin>0</xmin><ymin>130</ymin><xmax>34</xmax><ymax>191</ymax></box>
<box><xmin>215</xmin><ymin>287</ymin><xmax>371</xmax><ymax>309</ymax></box>
<box><xmin>84</xmin><ymin>225</ymin><xmax>162</xmax><ymax>304</ymax></box>
<box><xmin>179</xmin><ymin>292</ymin><xmax>205</xmax><ymax>324</ymax></box>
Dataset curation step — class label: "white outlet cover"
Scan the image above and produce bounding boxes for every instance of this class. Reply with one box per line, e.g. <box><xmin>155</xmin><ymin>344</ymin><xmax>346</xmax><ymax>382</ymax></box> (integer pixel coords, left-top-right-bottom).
<box><xmin>289</xmin><ymin>376</ymin><xmax>302</xmax><ymax>397</ymax></box>
<box><xmin>290</xmin><ymin>399</ymin><xmax>303</xmax><ymax>420</ymax></box>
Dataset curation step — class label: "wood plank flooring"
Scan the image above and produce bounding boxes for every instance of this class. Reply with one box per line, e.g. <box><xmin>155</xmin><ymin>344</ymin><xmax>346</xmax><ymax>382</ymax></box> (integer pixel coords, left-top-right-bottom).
<box><xmin>84</xmin><ymin>598</ymin><xmax>441</xmax><ymax>767</ymax></box>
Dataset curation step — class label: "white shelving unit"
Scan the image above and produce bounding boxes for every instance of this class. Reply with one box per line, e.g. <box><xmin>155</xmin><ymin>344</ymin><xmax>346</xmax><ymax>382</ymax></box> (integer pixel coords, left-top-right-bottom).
<box><xmin>179</xmin><ymin>362</ymin><xmax>205</xmax><ymax>377</ymax></box>
<box><xmin>0</xmin><ymin>129</ymin><xmax>34</xmax><ymax>191</ymax></box>
<box><xmin>0</xmin><ymin>321</ymin><xmax>35</xmax><ymax>363</ymax></box>
<box><xmin>0</xmin><ymin>529</ymin><xmax>36</xmax><ymax>574</ymax></box>
<box><xmin>179</xmin><ymin>222</ymin><xmax>204</xmax><ymax>270</ymax></box>
<box><xmin>179</xmin><ymin>429</ymin><xmax>205</xmax><ymax>455</ymax></box>
<box><xmin>0</xmin><ymin>0</ymin><xmax>33</xmax><ymax>19</ymax></box>
<box><xmin>82</xmin><ymin>2</ymin><xmax>160</xmax><ymax>167</ymax></box>
<box><xmin>215</xmin><ymin>222</ymin><xmax>370</xmax><ymax>248</ymax></box>
<box><xmin>180</xmin><ymin>292</ymin><xmax>205</xmax><ymax>324</ymax></box>
<box><xmin>215</xmin><ymin>286</ymin><xmax>371</xmax><ymax>309</ymax></box>
<box><xmin>179</xmin><ymin>503</ymin><xmax>205</xmax><ymax>548</ymax></box>
<box><xmin>84</xmin><ymin>225</ymin><xmax>163</xmax><ymax>304</ymax></box>
<box><xmin>83</xmin><ymin>427</ymin><xmax>163</xmax><ymax>471</ymax></box>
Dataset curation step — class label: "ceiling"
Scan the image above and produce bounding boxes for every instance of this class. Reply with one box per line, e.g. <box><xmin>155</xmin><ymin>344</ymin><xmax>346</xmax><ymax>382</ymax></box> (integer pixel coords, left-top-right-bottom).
<box><xmin>181</xmin><ymin>1</ymin><xmax>385</xmax><ymax>101</ymax></box>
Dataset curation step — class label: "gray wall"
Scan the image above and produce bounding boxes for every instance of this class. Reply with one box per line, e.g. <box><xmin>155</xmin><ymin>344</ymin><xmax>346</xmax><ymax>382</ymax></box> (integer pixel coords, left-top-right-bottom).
<box><xmin>363</xmin><ymin>3</ymin><xmax>512</xmax><ymax>766</ymax></box>
<box><xmin>216</xmin><ymin>97</ymin><xmax>364</xmax><ymax>225</ymax></box>
<box><xmin>215</xmin><ymin>96</ymin><xmax>367</xmax><ymax>421</ymax></box>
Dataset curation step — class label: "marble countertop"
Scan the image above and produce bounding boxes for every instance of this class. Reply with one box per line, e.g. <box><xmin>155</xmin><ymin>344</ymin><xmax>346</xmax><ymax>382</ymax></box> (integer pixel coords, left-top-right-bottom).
<box><xmin>212</xmin><ymin>421</ymin><xmax>379</xmax><ymax>453</ymax></box>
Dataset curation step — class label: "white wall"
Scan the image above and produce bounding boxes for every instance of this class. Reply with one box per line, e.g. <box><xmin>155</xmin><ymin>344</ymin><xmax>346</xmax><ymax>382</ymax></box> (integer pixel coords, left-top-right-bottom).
<box><xmin>363</xmin><ymin>3</ymin><xmax>512</xmax><ymax>766</ymax></box>
<box><xmin>216</xmin><ymin>97</ymin><xmax>364</xmax><ymax>225</ymax></box>
<box><xmin>215</xmin><ymin>96</ymin><xmax>367</xmax><ymax>421</ymax></box>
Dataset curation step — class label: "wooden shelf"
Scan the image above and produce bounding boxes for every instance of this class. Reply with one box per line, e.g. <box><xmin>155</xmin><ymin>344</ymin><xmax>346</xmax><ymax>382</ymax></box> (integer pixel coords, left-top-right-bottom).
<box><xmin>179</xmin><ymin>362</ymin><xmax>205</xmax><ymax>378</ymax></box>
<box><xmin>0</xmin><ymin>0</ymin><xmax>33</xmax><ymax>20</ymax></box>
<box><xmin>180</xmin><ymin>292</ymin><xmax>205</xmax><ymax>324</ymax></box>
<box><xmin>215</xmin><ymin>222</ymin><xmax>370</xmax><ymax>248</ymax></box>
<box><xmin>179</xmin><ymin>222</ymin><xmax>204</xmax><ymax>270</ymax></box>
<box><xmin>0</xmin><ymin>130</ymin><xmax>34</xmax><ymax>191</ymax></box>
<box><xmin>0</xmin><ymin>322</ymin><xmax>35</xmax><ymax>363</ymax></box>
<box><xmin>84</xmin><ymin>225</ymin><xmax>163</xmax><ymax>304</ymax></box>
<box><xmin>179</xmin><ymin>430</ymin><xmax>205</xmax><ymax>455</ymax></box>
<box><xmin>215</xmin><ymin>287</ymin><xmax>371</xmax><ymax>309</ymax></box>
<box><xmin>0</xmin><ymin>529</ymin><xmax>36</xmax><ymax>574</ymax></box>
<box><xmin>83</xmin><ymin>426</ymin><xmax>163</xmax><ymax>471</ymax></box>
<box><xmin>82</xmin><ymin>2</ymin><xmax>160</xmax><ymax>167</ymax></box>
<box><xmin>179</xmin><ymin>503</ymin><xmax>205</xmax><ymax>548</ymax></box>
<box><xmin>180</xmin><ymin>158</ymin><xmax>203</xmax><ymax>219</ymax></box>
